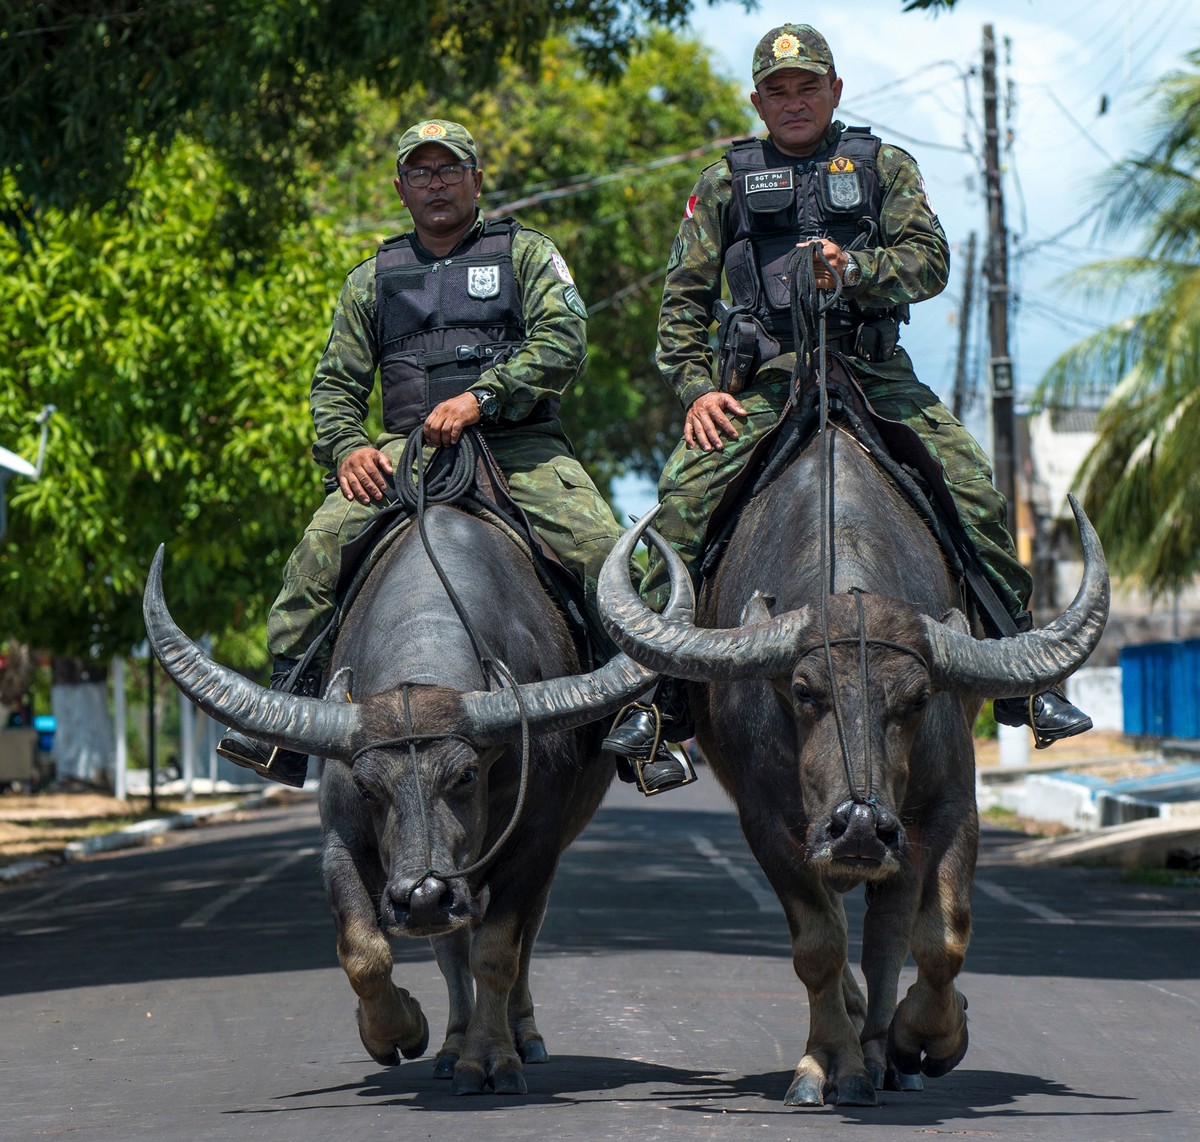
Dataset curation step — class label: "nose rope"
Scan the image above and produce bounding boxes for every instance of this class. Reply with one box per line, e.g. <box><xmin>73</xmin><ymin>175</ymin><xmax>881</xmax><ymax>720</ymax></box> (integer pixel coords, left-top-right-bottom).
<box><xmin>852</xmin><ymin>587</ymin><xmax>873</xmax><ymax>800</ymax></box>
<box><xmin>793</xmin><ymin>245</ymin><xmax>861</xmax><ymax>804</ymax></box>
<box><xmin>349</xmin><ymin>429</ymin><xmax>535</xmax><ymax>885</ymax></box>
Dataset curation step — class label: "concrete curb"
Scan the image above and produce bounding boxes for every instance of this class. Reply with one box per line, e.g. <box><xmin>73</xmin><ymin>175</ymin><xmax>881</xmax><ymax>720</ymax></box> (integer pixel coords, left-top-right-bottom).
<box><xmin>1008</xmin><ymin>817</ymin><xmax>1200</xmax><ymax>868</ymax></box>
<box><xmin>0</xmin><ymin>785</ymin><xmax>315</xmax><ymax>884</ymax></box>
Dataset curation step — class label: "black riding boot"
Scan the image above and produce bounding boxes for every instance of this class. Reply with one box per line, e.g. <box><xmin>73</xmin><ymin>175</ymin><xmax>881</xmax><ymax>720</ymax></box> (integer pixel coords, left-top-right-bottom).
<box><xmin>602</xmin><ymin>677</ymin><xmax>697</xmax><ymax>796</ymax></box>
<box><xmin>991</xmin><ymin>612</ymin><xmax>1093</xmax><ymax>749</ymax></box>
<box><xmin>216</xmin><ymin>658</ymin><xmax>322</xmax><ymax>788</ymax></box>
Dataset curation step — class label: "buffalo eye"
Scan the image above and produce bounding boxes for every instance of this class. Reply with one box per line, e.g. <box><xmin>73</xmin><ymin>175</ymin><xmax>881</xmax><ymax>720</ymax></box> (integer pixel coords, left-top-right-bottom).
<box><xmin>455</xmin><ymin>766</ymin><xmax>479</xmax><ymax>790</ymax></box>
<box><xmin>900</xmin><ymin>689</ymin><xmax>931</xmax><ymax>719</ymax></box>
<box><xmin>792</xmin><ymin>680</ymin><xmax>817</xmax><ymax>708</ymax></box>
<box><xmin>353</xmin><ymin>776</ymin><xmax>377</xmax><ymax>802</ymax></box>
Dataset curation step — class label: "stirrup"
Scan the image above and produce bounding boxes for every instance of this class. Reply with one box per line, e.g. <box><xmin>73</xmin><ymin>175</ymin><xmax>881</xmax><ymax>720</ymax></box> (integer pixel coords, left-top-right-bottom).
<box><xmin>632</xmin><ymin>746</ymin><xmax>698</xmax><ymax>797</ymax></box>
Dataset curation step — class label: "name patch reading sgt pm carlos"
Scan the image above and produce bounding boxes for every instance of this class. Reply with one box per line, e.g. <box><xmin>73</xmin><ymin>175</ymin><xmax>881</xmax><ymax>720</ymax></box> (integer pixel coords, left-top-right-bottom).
<box><xmin>826</xmin><ymin>156</ymin><xmax>863</xmax><ymax>209</ymax></box>
<box><xmin>744</xmin><ymin>168</ymin><xmax>794</xmax><ymax>194</ymax></box>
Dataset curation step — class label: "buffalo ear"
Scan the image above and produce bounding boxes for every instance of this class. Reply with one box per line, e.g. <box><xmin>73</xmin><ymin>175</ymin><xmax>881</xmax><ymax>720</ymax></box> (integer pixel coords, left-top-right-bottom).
<box><xmin>740</xmin><ymin>591</ymin><xmax>776</xmax><ymax>625</ymax></box>
<box><xmin>323</xmin><ymin>667</ymin><xmax>355</xmax><ymax>703</ymax></box>
<box><xmin>938</xmin><ymin>608</ymin><xmax>972</xmax><ymax>637</ymax></box>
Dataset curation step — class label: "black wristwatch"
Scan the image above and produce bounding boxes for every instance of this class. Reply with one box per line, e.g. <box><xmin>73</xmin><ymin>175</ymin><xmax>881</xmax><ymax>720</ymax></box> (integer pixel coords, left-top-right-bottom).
<box><xmin>470</xmin><ymin>387</ymin><xmax>500</xmax><ymax>421</ymax></box>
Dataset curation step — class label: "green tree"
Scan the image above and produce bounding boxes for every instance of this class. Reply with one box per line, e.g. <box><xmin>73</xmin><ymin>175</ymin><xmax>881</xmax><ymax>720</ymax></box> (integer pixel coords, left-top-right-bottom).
<box><xmin>0</xmin><ymin>140</ymin><xmax>366</xmax><ymax>664</ymax></box>
<box><xmin>1036</xmin><ymin>51</ymin><xmax>1200</xmax><ymax>597</ymax></box>
<box><xmin>1</xmin><ymin>1</ymin><xmax>957</xmax><ymax>232</ymax></box>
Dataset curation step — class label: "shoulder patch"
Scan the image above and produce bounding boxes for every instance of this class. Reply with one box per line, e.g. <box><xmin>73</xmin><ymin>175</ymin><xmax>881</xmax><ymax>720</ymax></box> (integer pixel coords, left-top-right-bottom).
<box><xmin>666</xmin><ymin>233</ymin><xmax>684</xmax><ymax>272</ymax></box>
<box><xmin>563</xmin><ymin>285</ymin><xmax>588</xmax><ymax>319</ymax></box>
<box><xmin>550</xmin><ymin>251</ymin><xmax>575</xmax><ymax>284</ymax></box>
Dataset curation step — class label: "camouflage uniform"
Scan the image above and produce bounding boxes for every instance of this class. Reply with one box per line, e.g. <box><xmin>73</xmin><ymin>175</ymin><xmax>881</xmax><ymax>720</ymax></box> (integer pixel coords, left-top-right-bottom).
<box><xmin>267</xmin><ymin>211</ymin><xmax>622</xmax><ymax>664</ymax></box>
<box><xmin>641</xmin><ymin>122</ymin><xmax>1032</xmax><ymax>618</ymax></box>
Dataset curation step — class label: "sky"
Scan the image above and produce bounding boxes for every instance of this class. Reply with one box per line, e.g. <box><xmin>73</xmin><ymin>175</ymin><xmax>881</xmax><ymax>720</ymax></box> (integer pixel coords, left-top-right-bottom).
<box><xmin>616</xmin><ymin>0</ymin><xmax>1199</xmax><ymax>515</ymax></box>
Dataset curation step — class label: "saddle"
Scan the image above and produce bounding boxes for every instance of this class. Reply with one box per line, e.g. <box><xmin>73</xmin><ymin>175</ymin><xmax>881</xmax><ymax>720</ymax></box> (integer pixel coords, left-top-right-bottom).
<box><xmin>696</xmin><ymin>354</ymin><xmax>1017</xmax><ymax>639</ymax></box>
<box><xmin>327</xmin><ymin>430</ymin><xmax>596</xmax><ymax>670</ymax></box>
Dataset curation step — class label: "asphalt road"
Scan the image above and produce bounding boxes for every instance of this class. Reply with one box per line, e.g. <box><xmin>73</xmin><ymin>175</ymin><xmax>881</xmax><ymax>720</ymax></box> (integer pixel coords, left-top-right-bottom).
<box><xmin>1</xmin><ymin>768</ymin><xmax>1197</xmax><ymax>1141</ymax></box>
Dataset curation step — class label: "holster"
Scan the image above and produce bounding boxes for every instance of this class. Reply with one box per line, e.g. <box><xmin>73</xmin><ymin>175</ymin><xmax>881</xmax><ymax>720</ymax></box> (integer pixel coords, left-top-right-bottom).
<box><xmin>852</xmin><ymin>317</ymin><xmax>900</xmax><ymax>363</ymax></box>
<box><xmin>714</xmin><ymin>299</ymin><xmax>766</xmax><ymax>394</ymax></box>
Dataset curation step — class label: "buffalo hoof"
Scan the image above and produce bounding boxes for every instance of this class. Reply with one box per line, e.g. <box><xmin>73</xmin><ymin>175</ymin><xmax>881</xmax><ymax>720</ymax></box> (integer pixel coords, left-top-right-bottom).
<box><xmin>490</xmin><ymin>1063</ymin><xmax>528</xmax><ymax>1095</ymax></box>
<box><xmin>885</xmin><ymin>1064</ymin><xmax>924</xmax><ymax>1092</ymax></box>
<box><xmin>783</xmin><ymin>1073</ymin><xmax>825</xmax><ymax>1106</ymax></box>
<box><xmin>402</xmin><ymin>1012</ymin><xmax>430</xmax><ymax>1060</ymax></box>
<box><xmin>833</xmin><ymin>1075</ymin><xmax>878</xmax><ymax>1107</ymax></box>
<box><xmin>518</xmin><ymin>1037</ymin><xmax>549</xmax><ymax>1065</ymax></box>
<box><xmin>450</xmin><ymin>1063</ymin><xmax>487</xmax><ymax>1095</ymax></box>
<box><xmin>887</xmin><ymin>1019</ymin><xmax>968</xmax><ymax>1079</ymax></box>
<box><xmin>432</xmin><ymin>1051</ymin><xmax>459</xmax><ymax>1080</ymax></box>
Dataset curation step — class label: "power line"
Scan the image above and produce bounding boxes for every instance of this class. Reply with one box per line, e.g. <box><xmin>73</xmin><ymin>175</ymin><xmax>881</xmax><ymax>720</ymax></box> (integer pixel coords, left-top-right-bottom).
<box><xmin>481</xmin><ymin>135</ymin><xmax>740</xmax><ymax>216</ymax></box>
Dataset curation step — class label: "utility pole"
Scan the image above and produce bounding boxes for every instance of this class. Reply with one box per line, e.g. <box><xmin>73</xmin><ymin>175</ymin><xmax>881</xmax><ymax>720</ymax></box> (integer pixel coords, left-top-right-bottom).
<box><xmin>952</xmin><ymin>230</ymin><xmax>978</xmax><ymax>421</ymax></box>
<box><xmin>982</xmin><ymin>24</ymin><xmax>1015</xmax><ymax>514</ymax></box>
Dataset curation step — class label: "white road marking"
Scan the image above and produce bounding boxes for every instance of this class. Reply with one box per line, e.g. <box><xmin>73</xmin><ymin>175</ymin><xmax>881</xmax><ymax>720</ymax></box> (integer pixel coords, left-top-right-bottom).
<box><xmin>690</xmin><ymin>834</ymin><xmax>778</xmax><ymax>914</ymax></box>
<box><xmin>179</xmin><ymin>847</ymin><xmax>319</xmax><ymax>929</ymax></box>
<box><xmin>974</xmin><ymin>876</ymin><xmax>1074</xmax><ymax>924</ymax></box>
<box><xmin>0</xmin><ymin>873</ymin><xmax>106</xmax><ymax>923</ymax></box>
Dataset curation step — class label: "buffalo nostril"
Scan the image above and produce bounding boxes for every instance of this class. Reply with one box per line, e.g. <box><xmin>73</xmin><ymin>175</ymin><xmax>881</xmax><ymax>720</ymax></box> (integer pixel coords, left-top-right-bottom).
<box><xmin>872</xmin><ymin>805</ymin><xmax>902</xmax><ymax>847</ymax></box>
<box><xmin>830</xmin><ymin>800</ymin><xmax>854</xmax><ymax>839</ymax></box>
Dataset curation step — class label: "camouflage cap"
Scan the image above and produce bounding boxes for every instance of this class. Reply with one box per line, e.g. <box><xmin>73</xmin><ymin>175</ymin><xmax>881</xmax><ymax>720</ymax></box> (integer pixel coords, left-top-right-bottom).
<box><xmin>752</xmin><ymin>25</ymin><xmax>835</xmax><ymax>85</ymax></box>
<box><xmin>397</xmin><ymin>119</ymin><xmax>478</xmax><ymax>165</ymax></box>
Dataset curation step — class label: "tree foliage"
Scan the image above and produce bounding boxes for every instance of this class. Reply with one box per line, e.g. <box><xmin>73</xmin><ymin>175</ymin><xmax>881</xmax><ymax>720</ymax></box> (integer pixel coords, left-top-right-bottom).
<box><xmin>1035</xmin><ymin>51</ymin><xmax>1200</xmax><ymax>597</ymax></box>
<box><xmin>1</xmin><ymin>0</ymin><xmax>732</xmax><ymax>231</ymax></box>
<box><xmin>0</xmin><ymin>141</ymin><xmax>360</xmax><ymax>663</ymax></box>
<box><xmin>2</xmin><ymin>1</ymin><xmax>959</xmax><ymax>234</ymax></box>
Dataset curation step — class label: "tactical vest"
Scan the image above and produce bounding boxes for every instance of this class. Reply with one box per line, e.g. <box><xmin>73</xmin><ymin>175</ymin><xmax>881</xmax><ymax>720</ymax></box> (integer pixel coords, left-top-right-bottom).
<box><xmin>724</xmin><ymin>127</ymin><xmax>890</xmax><ymax>345</ymax></box>
<box><xmin>375</xmin><ymin>217</ymin><xmax>534</xmax><ymax>433</ymax></box>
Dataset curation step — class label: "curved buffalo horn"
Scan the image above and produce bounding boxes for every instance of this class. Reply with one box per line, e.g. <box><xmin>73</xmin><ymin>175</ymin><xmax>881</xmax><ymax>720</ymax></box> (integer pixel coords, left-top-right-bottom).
<box><xmin>459</xmin><ymin>523</ymin><xmax>696</xmax><ymax>741</ymax></box>
<box><xmin>596</xmin><ymin>508</ymin><xmax>817</xmax><ymax>680</ymax></box>
<box><xmin>597</xmin><ymin>506</ymin><xmax>820</xmax><ymax>681</ymax></box>
<box><xmin>921</xmin><ymin>494</ymin><xmax>1110</xmax><ymax>698</ymax></box>
<box><xmin>142</xmin><ymin>546</ymin><xmax>364</xmax><ymax>760</ymax></box>
<box><xmin>599</xmin><ymin>496</ymin><xmax>1110</xmax><ymax>693</ymax></box>
<box><xmin>146</xmin><ymin>527</ymin><xmax>694</xmax><ymax>756</ymax></box>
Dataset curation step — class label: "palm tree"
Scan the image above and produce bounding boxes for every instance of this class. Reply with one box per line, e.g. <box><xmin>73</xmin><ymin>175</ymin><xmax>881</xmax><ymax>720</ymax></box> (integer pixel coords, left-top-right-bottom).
<box><xmin>1037</xmin><ymin>52</ymin><xmax>1200</xmax><ymax>598</ymax></box>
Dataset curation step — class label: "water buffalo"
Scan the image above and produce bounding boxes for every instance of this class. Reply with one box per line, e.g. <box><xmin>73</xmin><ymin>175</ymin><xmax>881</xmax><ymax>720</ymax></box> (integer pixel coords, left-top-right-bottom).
<box><xmin>142</xmin><ymin>503</ymin><xmax>691</xmax><ymax>1095</ymax></box>
<box><xmin>597</xmin><ymin>421</ymin><xmax>1108</xmax><ymax>1107</ymax></box>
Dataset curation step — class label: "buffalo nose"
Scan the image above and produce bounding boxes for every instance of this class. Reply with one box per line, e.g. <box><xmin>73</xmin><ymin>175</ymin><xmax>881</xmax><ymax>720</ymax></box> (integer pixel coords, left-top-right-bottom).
<box><xmin>390</xmin><ymin>875</ymin><xmax>454</xmax><ymax>924</ymax></box>
<box><xmin>829</xmin><ymin>799</ymin><xmax>902</xmax><ymax>849</ymax></box>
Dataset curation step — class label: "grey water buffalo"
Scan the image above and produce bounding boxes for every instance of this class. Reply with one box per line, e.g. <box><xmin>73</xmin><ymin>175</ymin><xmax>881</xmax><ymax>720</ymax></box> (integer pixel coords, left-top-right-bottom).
<box><xmin>143</xmin><ymin>504</ymin><xmax>690</xmax><ymax>1095</ymax></box>
<box><xmin>598</xmin><ymin>424</ymin><xmax>1108</xmax><ymax>1107</ymax></box>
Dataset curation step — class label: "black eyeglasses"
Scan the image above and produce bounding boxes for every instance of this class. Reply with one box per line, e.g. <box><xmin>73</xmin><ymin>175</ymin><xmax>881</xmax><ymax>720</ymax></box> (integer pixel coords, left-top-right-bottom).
<box><xmin>399</xmin><ymin>162</ymin><xmax>475</xmax><ymax>188</ymax></box>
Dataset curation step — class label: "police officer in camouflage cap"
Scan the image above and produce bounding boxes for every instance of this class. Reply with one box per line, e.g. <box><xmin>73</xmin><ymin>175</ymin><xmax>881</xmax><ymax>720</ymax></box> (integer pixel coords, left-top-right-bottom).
<box><xmin>217</xmin><ymin>117</ymin><xmax>694</xmax><ymax>795</ymax></box>
<box><xmin>602</xmin><ymin>24</ymin><xmax>1092</xmax><ymax>764</ymax></box>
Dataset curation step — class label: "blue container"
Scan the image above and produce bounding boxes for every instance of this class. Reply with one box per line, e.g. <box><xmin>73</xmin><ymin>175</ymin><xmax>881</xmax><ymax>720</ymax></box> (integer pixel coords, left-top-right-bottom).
<box><xmin>33</xmin><ymin>714</ymin><xmax>55</xmax><ymax>752</ymax></box>
<box><xmin>1120</xmin><ymin>640</ymin><xmax>1200</xmax><ymax>738</ymax></box>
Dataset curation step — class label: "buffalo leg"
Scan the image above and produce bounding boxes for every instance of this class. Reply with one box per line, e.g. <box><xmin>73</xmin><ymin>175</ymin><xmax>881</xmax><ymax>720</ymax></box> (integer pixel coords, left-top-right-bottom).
<box><xmin>859</xmin><ymin>874</ymin><xmax>924</xmax><ymax>1092</ymax></box>
<box><xmin>430</xmin><ymin>928</ymin><xmax>474</xmax><ymax>1078</ymax></box>
<box><xmin>325</xmin><ymin>837</ymin><xmax>429</xmax><ymax>1067</ymax></box>
<box><xmin>773</xmin><ymin>875</ymin><xmax>878</xmax><ymax>1107</ymax></box>
<box><xmin>887</xmin><ymin>805</ymin><xmax>976</xmax><ymax>1079</ymax></box>
<box><xmin>507</xmin><ymin>883</ymin><xmax>552</xmax><ymax>1065</ymax></box>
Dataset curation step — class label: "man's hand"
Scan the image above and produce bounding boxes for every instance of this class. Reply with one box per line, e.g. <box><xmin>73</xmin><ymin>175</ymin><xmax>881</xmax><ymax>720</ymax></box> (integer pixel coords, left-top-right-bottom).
<box><xmin>338</xmin><ymin>446</ymin><xmax>395</xmax><ymax>504</ymax></box>
<box><xmin>423</xmin><ymin>392</ymin><xmax>481</xmax><ymax>448</ymax></box>
<box><xmin>798</xmin><ymin>238</ymin><xmax>850</xmax><ymax>290</ymax></box>
<box><xmin>685</xmin><ymin>391</ymin><xmax>749</xmax><ymax>452</ymax></box>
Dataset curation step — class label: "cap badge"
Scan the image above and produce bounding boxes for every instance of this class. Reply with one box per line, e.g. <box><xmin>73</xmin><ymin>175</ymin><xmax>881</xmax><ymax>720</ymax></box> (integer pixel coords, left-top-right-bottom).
<box><xmin>772</xmin><ymin>33</ymin><xmax>800</xmax><ymax>60</ymax></box>
<box><xmin>420</xmin><ymin>123</ymin><xmax>447</xmax><ymax>139</ymax></box>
